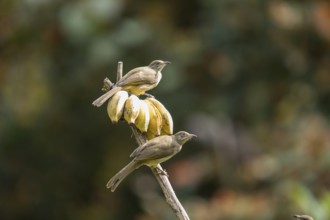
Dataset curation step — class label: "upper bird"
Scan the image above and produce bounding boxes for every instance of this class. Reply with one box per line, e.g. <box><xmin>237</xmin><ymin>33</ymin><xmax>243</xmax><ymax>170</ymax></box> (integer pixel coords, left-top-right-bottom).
<box><xmin>92</xmin><ymin>60</ymin><xmax>170</xmax><ymax>107</ymax></box>
<box><xmin>293</xmin><ymin>214</ymin><xmax>314</xmax><ymax>220</ymax></box>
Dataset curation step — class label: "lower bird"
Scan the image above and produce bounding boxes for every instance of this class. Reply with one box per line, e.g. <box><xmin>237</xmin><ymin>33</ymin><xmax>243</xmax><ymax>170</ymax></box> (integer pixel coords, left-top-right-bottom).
<box><xmin>106</xmin><ymin>131</ymin><xmax>196</xmax><ymax>192</ymax></box>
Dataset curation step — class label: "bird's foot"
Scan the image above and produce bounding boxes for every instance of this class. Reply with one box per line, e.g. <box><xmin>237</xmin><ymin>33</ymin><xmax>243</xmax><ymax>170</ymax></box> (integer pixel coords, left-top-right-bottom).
<box><xmin>155</xmin><ymin>167</ymin><xmax>169</xmax><ymax>177</ymax></box>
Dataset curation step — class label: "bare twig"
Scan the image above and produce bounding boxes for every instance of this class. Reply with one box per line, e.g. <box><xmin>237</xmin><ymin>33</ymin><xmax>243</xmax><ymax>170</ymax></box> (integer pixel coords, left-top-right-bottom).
<box><xmin>115</xmin><ymin>62</ymin><xmax>189</xmax><ymax>220</ymax></box>
<box><xmin>117</xmin><ymin>61</ymin><xmax>123</xmax><ymax>82</ymax></box>
<box><xmin>102</xmin><ymin>78</ymin><xmax>113</xmax><ymax>92</ymax></box>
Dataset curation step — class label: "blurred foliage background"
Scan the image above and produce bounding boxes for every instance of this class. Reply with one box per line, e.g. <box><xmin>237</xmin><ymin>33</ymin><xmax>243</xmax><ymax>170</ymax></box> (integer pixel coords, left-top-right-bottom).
<box><xmin>1</xmin><ymin>0</ymin><xmax>330</xmax><ymax>219</ymax></box>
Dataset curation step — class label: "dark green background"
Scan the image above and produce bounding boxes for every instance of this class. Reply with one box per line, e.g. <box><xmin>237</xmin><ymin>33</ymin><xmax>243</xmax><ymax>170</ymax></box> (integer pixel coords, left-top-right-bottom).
<box><xmin>1</xmin><ymin>0</ymin><xmax>330</xmax><ymax>219</ymax></box>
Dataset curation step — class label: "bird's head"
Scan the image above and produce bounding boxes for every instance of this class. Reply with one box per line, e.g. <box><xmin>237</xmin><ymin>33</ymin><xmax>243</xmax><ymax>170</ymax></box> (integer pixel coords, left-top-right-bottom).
<box><xmin>149</xmin><ymin>60</ymin><xmax>171</xmax><ymax>72</ymax></box>
<box><xmin>293</xmin><ymin>215</ymin><xmax>314</xmax><ymax>220</ymax></box>
<box><xmin>173</xmin><ymin>131</ymin><xmax>196</xmax><ymax>145</ymax></box>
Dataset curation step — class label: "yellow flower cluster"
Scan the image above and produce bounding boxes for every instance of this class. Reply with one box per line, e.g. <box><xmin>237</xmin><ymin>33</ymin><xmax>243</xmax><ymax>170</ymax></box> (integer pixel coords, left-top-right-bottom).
<box><xmin>106</xmin><ymin>91</ymin><xmax>173</xmax><ymax>140</ymax></box>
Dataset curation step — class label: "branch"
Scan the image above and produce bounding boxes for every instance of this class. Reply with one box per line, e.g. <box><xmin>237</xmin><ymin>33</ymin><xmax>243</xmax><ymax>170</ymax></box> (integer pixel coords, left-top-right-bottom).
<box><xmin>117</xmin><ymin>61</ymin><xmax>123</xmax><ymax>82</ymax></box>
<box><xmin>115</xmin><ymin>62</ymin><xmax>190</xmax><ymax>220</ymax></box>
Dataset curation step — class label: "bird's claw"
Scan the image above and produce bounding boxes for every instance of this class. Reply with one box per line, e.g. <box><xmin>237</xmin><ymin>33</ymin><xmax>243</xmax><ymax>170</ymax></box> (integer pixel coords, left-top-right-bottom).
<box><xmin>155</xmin><ymin>167</ymin><xmax>169</xmax><ymax>177</ymax></box>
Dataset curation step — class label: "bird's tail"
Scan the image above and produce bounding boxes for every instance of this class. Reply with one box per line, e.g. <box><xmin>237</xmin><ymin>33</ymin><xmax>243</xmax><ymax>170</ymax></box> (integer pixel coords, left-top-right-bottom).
<box><xmin>106</xmin><ymin>160</ymin><xmax>141</xmax><ymax>192</ymax></box>
<box><xmin>92</xmin><ymin>86</ymin><xmax>121</xmax><ymax>107</ymax></box>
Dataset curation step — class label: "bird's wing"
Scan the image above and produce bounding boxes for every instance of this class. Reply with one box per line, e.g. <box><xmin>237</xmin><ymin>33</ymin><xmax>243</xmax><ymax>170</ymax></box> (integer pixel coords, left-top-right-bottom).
<box><xmin>130</xmin><ymin>137</ymin><xmax>160</xmax><ymax>158</ymax></box>
<box><xmin>135</xmin><ymin>145</ymin><xmax>175</xmax><ymax>161</ymax></box>
<box><xmin>130</xmin><ymin>136</ymin><xmax>175</xmax><ymax>161</ymax></box>
<box><xmin>117</xmin><ymin>67</ymin><xmax>158</xmax><ymax>87</ymax></box>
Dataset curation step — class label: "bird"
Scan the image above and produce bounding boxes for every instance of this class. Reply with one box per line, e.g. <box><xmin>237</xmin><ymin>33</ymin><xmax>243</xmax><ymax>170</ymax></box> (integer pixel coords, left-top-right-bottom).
<box><xmin>106</xmin><ymin>131</ymin><xmax>196</xmax><ymax>192</ymax></box>
<box><xmin>92</xmin><ymin>60</ymin><xmax>170</xmax><ymax>107</ymax></box>
<box><xmin>293</xmin><ymin>214</ymin><xmax>314</xmax><ymax>220</ymax></box>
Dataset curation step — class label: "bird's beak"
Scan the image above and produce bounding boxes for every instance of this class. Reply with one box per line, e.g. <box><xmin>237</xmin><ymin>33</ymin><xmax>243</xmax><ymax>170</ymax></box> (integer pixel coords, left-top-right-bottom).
<box><xmin>189</xmin><ymin>134</ymin><xmax>197</xmax><ymax>139</ymax></box>
<box><xmin>163</xmin><ymin>61</ymin><xmax>171</xmax><ymax>64</ymax></box>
